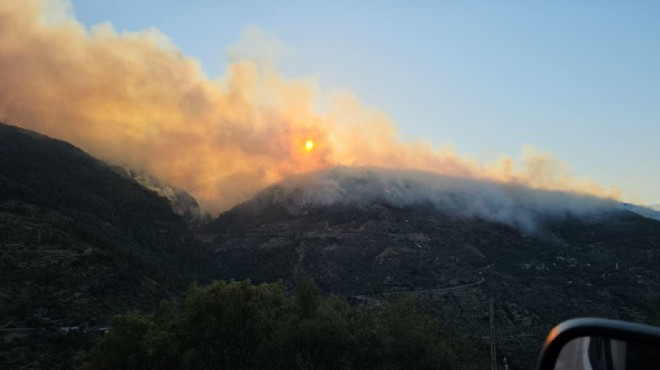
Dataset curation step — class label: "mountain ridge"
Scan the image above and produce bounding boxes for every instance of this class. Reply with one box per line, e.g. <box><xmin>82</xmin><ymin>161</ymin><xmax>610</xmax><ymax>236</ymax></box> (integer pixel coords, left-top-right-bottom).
<box><xmin>204</xmin><ymin>169</ymin><xmax>660</xmax><ymax>369</ymax></box>
<box><xmin>0</xmin><ymin>122</ymin><xmax>213</xmax><ymax>369</ymax></box>
<box><xmin>111</xmin><ymin>165</ymin><xmax>209</xmax><ymax>227</ymax></box>
<box><xmin>212</xmin><ymin>166</ymin><xmax>633</xmax><ymax>235</ymax></box>
<box><xmin>2</xmin><ymin>122</ymin><xmax>660</xmax><ymax>369</ymax></box>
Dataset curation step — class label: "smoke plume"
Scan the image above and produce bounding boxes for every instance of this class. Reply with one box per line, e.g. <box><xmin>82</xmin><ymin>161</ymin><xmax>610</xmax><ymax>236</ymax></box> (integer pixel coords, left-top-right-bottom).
<box><xmin>254</xmin><ymin>166</ymin><xmax>622</xmax><ymax>233</ymax></box>
<box><xmin>0</xmin><ymin>0</ymin><xmax>620</xmax><ymax>214</ymax></box>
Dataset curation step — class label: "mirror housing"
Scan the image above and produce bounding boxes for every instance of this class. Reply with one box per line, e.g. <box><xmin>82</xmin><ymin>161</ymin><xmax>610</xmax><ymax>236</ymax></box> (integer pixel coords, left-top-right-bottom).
<box><xmin>538</xmin><ymin>318</ymin><xmax>660</xmax><ymax>370</ymax></box>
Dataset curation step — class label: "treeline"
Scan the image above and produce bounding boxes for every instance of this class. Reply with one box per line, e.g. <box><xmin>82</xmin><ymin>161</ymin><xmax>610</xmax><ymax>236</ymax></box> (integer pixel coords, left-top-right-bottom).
<box><xmin>82</xmin><ymin>279</ymin><xmax>486</xmax><ymax>370</ymax></box>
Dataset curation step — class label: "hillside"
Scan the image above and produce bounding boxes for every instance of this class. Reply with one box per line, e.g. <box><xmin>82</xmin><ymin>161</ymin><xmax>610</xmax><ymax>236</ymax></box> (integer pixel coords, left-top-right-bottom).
<box><xmin>0</xmin><ymin>123</ymin><xmax>213</xmax><ymax>369</ymax></box>
<box><xmin>3</xmin><ymin>124</ymin><xmax>659</xmax><ymax>369</ymax></box>
<box><xmin>204</xmin><ymin>167</ymin><xmax>660</xmax><ymax>369</ymax></box>
<box><xmin>111</xmin><ymin>165</ymin><xmax>208</xmax><ymax>228</ymax></box>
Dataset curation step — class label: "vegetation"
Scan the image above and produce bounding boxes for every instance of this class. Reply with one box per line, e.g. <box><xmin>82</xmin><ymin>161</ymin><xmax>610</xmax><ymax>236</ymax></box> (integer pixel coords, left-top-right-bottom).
<box><xmin>82</xmin><ymin>278</ymin><xmax>485</xmax><ymax>370</ymax></box>
<box><xmin>0</xmin><ymin>123</ymin><xmax>215</xmax><ymax>369</ymax></box>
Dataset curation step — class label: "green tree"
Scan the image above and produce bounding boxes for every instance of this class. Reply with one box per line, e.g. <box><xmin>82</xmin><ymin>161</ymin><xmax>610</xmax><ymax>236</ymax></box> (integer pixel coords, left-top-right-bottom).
<box><xmin>82</xmin><ymin>279</ymin><xmax>486</xmax><ymax>370</ymax></box>
<box><xmin>294</xmin><ymin>275</ymin><xmax>320</xmax><ymax>318</ymax></box>
<box><xmin>177</xmin><ymin>280</ymin><xmax>286</xmax><ymax>369</ymax></box>
<box><xmin>269</xmin><ymin>296</ymin><xmax>354</xmax><ymax>369</ymax></box>
<box><xmin>82</xmin><ymin>311</ymin><xmax>155</xmax><ymax>370</ymax></box>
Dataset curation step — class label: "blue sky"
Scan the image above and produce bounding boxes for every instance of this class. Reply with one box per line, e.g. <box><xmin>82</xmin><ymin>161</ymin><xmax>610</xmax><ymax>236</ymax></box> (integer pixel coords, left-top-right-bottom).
<box><xmin>71</xmin><ymin>0</ymin><xmax>660</xmax><ymax>204</ymax></box>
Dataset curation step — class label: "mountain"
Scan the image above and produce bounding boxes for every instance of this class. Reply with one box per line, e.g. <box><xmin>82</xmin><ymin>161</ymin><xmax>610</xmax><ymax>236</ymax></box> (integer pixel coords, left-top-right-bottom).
<box><xmin>0</xmin><ymin>123</ymin><xmax>213</xmax><ymax>369</ymax></box>
<box><xmin>112</xmin><ymin>165</ymin><xmax>208</xmax><ymax>227</ymax></box>
<box><xmin>204</xmin><ymin>167</ymin><xmax>660</xmax><ymax>369</ymax></box>
<box><xmin>622</xmin><ymin>202</ymin><xmax>660</xmax><ymax>222</ymax></box>
<box><xmin>3</xmin><ymin>123</ymin><xmax>659</xmax><ymax>369</ymax></box>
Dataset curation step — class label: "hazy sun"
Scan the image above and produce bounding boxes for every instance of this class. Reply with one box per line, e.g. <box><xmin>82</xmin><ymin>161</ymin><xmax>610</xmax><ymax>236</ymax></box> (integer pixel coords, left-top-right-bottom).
<box><xmin>304</xmin><ymin>139</ymin><xmax>314</xmax><ymax>152</ymax></box>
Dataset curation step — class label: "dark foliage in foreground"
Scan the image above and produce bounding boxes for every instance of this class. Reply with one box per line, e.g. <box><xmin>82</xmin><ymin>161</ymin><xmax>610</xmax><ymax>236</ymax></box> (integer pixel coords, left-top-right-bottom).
<box><xmin>82</xmin><ymin>279</ymin><xmax>485</xmax><ymax>370</ymax></box>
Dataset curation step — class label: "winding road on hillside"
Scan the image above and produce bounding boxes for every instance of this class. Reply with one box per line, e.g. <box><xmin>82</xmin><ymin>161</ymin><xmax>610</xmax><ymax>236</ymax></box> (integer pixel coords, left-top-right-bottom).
<box><xmin>353</xmin><ymin>277</ymin><xmax>487</xmax><ymax>304</ymax></box>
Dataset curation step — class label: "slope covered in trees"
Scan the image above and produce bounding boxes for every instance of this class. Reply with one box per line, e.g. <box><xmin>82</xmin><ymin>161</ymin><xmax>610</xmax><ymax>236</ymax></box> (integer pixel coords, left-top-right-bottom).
<box><xmin>0</xmin><ymin>123</ymin><xmax>213</xmax><ymax>368</ymax></box>
<box><xmin>204</xmin><ymin>173</ymin><xmax>660</xmax><ymax>368</ymax></box>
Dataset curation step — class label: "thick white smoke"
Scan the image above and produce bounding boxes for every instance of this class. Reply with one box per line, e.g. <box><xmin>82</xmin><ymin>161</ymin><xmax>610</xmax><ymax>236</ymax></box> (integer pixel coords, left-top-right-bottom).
<box><xmin>255</xmin><ymin>166</ymin><xmax>623</xmax><ymax>233</ymax></box>
<box><xmin>0</xmin><ymin>0</ymin><xmax>620</xmax><ymax>215</ymax></box>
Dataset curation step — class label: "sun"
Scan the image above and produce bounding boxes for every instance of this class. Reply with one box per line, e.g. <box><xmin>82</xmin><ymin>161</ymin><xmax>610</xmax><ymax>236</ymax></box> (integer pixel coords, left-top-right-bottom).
<box><xmin>304</xmin><ymin>139</ymin><xmax>314</xmax><ymax>152</ymax></box>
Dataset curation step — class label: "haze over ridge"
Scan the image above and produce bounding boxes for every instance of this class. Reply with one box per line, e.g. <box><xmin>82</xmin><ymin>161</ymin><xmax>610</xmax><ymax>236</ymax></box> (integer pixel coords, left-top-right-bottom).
<box><xmin>246</xmin><ymin>166</ymin><xmax>623</xmax><ymax>233</ymax></box>
<box><xmin>0</xmin><ymin>0</ymin><xmax>620</xmax><ymax>214</ymax></box>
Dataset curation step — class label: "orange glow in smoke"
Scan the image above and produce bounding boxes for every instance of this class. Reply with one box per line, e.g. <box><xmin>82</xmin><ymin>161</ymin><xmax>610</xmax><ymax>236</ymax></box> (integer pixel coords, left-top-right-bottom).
<box><xmin>304</xmin><ymin>139</ymin><xmax>314</xmax><ymax>152</ymax></box>
<box><xmin>0</xmin><ymin>0</ymin><xmax>621</xmax><ymax>214</ymax></box>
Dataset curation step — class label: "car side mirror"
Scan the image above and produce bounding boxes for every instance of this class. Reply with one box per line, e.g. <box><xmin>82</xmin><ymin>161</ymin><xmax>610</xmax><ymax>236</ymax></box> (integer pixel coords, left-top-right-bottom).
<box><xmin>537</xmin><ymin>318</ymin><xmax>660</xmax><ymax>370</ymax></box>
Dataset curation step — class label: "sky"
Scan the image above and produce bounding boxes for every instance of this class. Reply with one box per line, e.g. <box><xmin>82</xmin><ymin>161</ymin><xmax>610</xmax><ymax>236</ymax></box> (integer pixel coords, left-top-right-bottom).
<box><xmin>66</xmin><ymin>0</ymin><xmax>660</xmax><ymax>205</ymax></box>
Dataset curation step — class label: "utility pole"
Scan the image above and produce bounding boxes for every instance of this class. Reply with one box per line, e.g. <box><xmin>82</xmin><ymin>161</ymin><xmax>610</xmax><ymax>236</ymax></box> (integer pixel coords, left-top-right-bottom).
<box><xmin>490</xmin><ymin>300</ymin><xmax>497</xmax><ymax>370</ymax></box>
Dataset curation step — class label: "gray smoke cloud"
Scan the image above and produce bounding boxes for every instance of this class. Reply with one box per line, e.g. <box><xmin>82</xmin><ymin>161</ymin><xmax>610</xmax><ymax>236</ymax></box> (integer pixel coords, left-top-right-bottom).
<box><xmin>0</xmin><ymin>0</ymin><xmax>622</xmax><ymax>216</ymax></box>
<box><xmin>254</xmin><ymin>166</ymin><xmax>625</xmax><ymax>234</ymax></box>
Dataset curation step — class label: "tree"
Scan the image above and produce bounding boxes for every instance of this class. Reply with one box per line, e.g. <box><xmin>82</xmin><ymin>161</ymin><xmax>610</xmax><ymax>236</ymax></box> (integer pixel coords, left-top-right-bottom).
<box><xmin>178</xmin><ymin>280</ymin><xmax>286</xmax><ymax>369</ymax></box>
<box><xmin>82</xmin><ymin>311</ymin><xmax>155</xmax><ymax>370</ymax></box>
<box><xmin>294</xmin><ymin>275</ymin><xmax>320</xmax><ymax>318</ymax></box>
<box><xmin>82</xmin><ymin>279</ymin><xmax>486</xmax><ymax>370</ymax></box>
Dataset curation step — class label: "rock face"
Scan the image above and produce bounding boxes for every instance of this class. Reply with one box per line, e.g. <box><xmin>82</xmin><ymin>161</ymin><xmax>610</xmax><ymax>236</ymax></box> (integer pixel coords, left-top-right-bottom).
<box><xmin>112</xmin><ymin>165</ymin><xmax>208</xmax><ymax>227</ymax></box>
<box><xmin>0</xmin><ymin>123</ymin><xmax>212</xmax><ymax>369</ymax></box>
<box><xmin>205</xmin><ymin>168</ymin><xmax>660</xmax><ymax>369</ymax></box>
